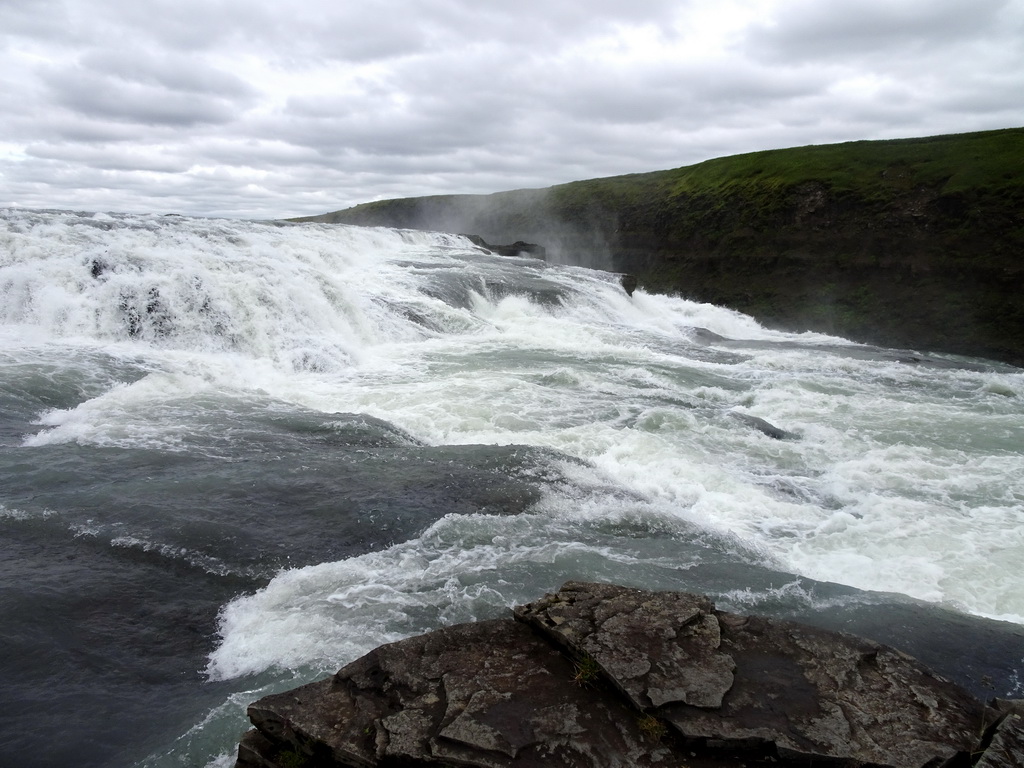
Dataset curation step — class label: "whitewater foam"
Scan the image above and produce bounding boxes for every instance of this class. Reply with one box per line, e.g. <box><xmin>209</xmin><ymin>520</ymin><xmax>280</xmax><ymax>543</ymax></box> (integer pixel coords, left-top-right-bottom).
<box><xmin>5</xmin><ymin>208</ymin><xmax>1024</xmax><ymax>630</ymax></box>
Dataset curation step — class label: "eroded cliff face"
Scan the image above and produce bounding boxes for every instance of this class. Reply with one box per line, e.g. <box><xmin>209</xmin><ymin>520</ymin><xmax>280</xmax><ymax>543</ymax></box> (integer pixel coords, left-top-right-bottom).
<box><xmin>609</xmin><ymin>177</ymin><xmax>1024</xmax><ymax>366</ymax></box>
<box><xmin>298</xmin><ymin>129</ymin><xmax>1024</xmax><ymax>367</ymax></box>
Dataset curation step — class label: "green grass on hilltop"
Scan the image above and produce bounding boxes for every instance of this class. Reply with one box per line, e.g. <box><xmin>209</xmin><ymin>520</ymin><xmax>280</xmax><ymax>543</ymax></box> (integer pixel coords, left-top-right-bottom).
<box><xmin>672</xmin><ymin>129</ymin><xmax>1023</xmax><ymax>193</ymax></box>
<box><xmin>544</xmin><ymin>128</ymin><xmax>1024</xmax><ymax>210</ymax></box>
<box><xmin>302</xmin><ymin>128</ymin><xmax>1024</xmax><ymax>228</ymax></box>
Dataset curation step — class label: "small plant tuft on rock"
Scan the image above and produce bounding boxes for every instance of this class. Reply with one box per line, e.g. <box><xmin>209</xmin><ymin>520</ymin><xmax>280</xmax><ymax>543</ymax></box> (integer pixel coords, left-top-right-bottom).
<box><xmin>637</xmin><ymin>714</ymin><xmax>668</xmax><ymax>742</ymax></box>
<box><xmin>572</xmin><ymin>655</ymin><xmax>601</xmax><ymax>687</ymax></box>
<box><xmin>276</xmin><ymin>749</ymin><xmax>307</xmax><ymax>768</ymax></box>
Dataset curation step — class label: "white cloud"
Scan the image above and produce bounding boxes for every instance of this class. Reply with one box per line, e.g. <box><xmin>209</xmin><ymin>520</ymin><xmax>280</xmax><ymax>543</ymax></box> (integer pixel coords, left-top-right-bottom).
<box><xmin>0</xmin><ymin>0</ymin><xmax>1021</xmax><ymax>219</ymax></box>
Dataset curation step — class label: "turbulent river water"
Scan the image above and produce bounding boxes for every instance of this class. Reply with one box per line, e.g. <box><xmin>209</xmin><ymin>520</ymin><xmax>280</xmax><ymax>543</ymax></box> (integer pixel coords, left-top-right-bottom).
<box><xmin>1</xmin><ymin>208</ymin><xmax>1022</xmax><ymax>767</ymax></box>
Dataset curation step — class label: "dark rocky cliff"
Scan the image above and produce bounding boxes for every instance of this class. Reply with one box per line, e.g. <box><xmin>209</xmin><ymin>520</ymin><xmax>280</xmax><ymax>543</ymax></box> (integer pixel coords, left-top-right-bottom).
<box><xmin>295</xmin><ymin>128</ymin><xmax>1024</xmax><ymax>367</ymax></box>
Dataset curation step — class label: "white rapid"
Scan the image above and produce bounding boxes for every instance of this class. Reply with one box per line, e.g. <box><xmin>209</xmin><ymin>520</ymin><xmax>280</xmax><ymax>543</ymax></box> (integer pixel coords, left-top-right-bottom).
<box><xmin>3</xmin><ymin>208</ymin><xmax>1022</xmax><ymax>627</ymax></box>
<box><xmin>2</xmin><ymin>208</ymin><xmax>1022</xmax><ymax>767</ymax></box>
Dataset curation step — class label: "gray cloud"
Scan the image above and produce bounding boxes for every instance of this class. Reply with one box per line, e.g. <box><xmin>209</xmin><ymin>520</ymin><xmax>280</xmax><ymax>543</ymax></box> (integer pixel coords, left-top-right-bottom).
<box><xmin>77</xmin><ymin>48</ymin><xmax>256</xmax><ymax>98</ymax></box>
<box><xmin>37</xmin><ymin>43</ymin><xmax>259</xmax><ymax>129</ymax></box>
<box><xmin>42</xmin><ymin>68</ymin><xmax>243</xmax><ymax>127</ymax></box>
<box><xmin>0</xmin><ymin>0</ymin><xmax>1022</xmax><ymax>220</ymax></box>
<box><xmin>745</xmin><ymin>0</ymin><xmax>1015</xmax><ymax>61</ymax></box>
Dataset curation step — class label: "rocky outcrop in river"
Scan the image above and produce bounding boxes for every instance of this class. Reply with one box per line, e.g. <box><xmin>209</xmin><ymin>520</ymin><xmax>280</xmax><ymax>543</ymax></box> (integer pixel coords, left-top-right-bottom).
<box><xmin>235</xmin><ymin>582</ymin><xmax>1023</xmax><ymax>767</ymax></box>
<box><xmin>462</xmin><ymin>235</ymin><xmax>547</xmax><ymax>259</ymax></box>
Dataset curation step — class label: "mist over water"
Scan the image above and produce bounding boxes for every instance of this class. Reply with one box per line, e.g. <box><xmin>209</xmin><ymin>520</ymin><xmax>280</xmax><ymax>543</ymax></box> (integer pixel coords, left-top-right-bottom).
<box><xmin>2</xmin><ymin>208</ymin><xmax>1022</xmax><ymax>767</ymax></box>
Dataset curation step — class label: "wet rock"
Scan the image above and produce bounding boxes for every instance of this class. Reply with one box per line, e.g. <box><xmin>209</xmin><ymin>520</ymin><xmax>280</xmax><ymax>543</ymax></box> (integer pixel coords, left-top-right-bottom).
<box><xmin>620</xmin><ymin>274</ymin><xmax>638</xmax><ymax>296</ymax></box>
<box><xmin>238</xmin><ymin>582</ymin><xmax>1009</xmax><ymax>768</ymax></box>
<box><xmin>730</xmin><ymin>412</ymin><xmax>797</xmax><ymax>440</ymax></box>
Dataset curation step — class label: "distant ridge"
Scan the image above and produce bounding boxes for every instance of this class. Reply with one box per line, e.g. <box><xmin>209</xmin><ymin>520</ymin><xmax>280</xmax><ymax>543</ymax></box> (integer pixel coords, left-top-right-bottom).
<box><xmin>296</xmin><ymin>129</ymin><xmax>1024</xmax><ymax>366</ymax></box>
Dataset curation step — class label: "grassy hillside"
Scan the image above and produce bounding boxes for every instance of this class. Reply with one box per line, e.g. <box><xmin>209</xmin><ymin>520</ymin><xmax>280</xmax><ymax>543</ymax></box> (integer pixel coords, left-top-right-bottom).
<box><xmin>297</xmin><ymin>129</ymin><xmax>1024</xmax><ymax>366</ymax></box>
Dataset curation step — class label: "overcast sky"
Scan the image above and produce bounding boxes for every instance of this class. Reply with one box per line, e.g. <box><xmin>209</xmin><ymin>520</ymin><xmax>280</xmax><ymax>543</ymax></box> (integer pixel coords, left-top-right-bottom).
<box><xmin>1</xmin><ymin>0</ymin><xmax>1022</xmax><ymax>220</ymax></box>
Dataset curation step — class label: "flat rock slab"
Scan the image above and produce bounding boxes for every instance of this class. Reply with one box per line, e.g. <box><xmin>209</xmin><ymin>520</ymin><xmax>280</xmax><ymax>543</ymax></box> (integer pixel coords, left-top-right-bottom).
<box><xmin>515</xmin><ymin>582</ymin><xmax>735</xmax><ymax>711</ymax></box>
<box><xmin>515</xmin><ymin>581</ymin><xmax>988</xmax><ymax>767</ymax></box>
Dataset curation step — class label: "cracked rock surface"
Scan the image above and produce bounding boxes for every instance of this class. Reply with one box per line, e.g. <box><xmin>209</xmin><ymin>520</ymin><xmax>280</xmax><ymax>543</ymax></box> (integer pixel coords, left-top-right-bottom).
<box><xmin>517</xmin><ymin>582</ymin><xmax>989</xmax><ymax>767</ymax></box>
<box><xmin>237</xmin><ymin>582</ymin><xmax>1017</xmax><ymax>767</ymax></box>
<box><xmin>977</xmin><ymin>701</ymin><xmax>1024</xmax><ymax>768</ymax></box>
<box><xmin>242</xmin><ymin>618</ymin><xmax>679</xmax><ymax>768</ymax></box>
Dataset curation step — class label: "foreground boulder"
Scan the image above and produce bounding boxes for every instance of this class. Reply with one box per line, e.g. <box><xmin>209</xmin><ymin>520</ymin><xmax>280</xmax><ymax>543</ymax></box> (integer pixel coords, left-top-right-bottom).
<box><xmin>237</xmin><ymin>582</ymin><xmax>1020</xmax><ymax>767</ymax></box>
